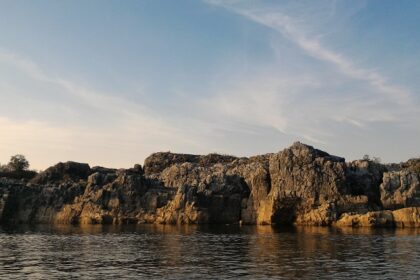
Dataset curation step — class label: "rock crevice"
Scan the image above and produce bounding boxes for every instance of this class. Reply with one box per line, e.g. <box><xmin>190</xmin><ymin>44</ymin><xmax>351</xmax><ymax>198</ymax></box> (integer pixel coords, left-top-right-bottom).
<box><xmin>1</xmin><ymin>142</ymin><xmax>419</xmax><ymax>227</ymax></box>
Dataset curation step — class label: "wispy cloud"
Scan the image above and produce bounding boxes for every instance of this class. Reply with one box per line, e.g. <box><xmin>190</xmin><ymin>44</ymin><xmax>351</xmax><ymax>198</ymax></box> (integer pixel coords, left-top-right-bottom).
<box><xmin>201</xmin><ymin>0</ymin><xmax>419</xmax><ymax>157</ymax></box>
<box><xmin>207</xmin><ymin>1</ymin><xmax>410</xmax><ymax>103</ymax></box>
<box><xmin>0</xmin><ymin>50</ymin><xmax>155</xmax><ymax>120</ymax></box>
<box><xmin>0</xmin><ymin>50</ymin><xmax>204</xmax><ymax>168</ymax></box>
<box><xmin>1</xmin><ymin>1</ymin><xmax>419</xmax><ymax>165</ymax></box>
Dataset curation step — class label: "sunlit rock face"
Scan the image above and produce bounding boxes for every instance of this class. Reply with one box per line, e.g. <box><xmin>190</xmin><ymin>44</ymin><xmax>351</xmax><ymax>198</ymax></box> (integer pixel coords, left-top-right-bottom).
<box><xmin>0</xmin><ymin>142</ymin><xmax>419</xmax><ymax>227</ymax></box>
<box><xmin>335</xmin><ymin>207</ymin><xmax>420</xmax><ymax>228</ymax></box>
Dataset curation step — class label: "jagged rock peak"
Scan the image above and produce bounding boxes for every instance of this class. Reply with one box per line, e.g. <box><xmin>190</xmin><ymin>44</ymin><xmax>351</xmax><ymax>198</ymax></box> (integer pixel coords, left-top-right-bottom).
<box><xmin>278</xmin><ymin>141</ymin><xmax>345</xmax><ymax>163</ymax></box>
<box><xmin>144</xmin><ymin>142</ymin><xmax>344</xmax><ymax>177</ymax></box>
<box><xmin>1</xmin><ymin>141</ymin><xmax>419</xmax><ymax>227</ymax></box>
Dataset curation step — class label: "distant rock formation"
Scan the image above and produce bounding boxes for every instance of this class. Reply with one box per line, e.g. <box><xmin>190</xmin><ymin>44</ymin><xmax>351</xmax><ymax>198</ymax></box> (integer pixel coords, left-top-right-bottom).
<box><xmin>0</xmin><ymin>142</ymin><xmax>419</xmax><ymax>227</ymax></box>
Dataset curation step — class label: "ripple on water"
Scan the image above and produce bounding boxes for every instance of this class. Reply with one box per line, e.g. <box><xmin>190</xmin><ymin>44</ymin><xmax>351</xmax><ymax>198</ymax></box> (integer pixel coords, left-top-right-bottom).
<box><xmin>0</xmin><ymin>225</ymin><xmax>419</xmax><ymax>279</ymax></box>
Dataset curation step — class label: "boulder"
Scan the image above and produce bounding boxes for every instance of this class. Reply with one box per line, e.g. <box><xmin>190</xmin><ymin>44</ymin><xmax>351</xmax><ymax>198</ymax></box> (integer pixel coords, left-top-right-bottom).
<box><xmin>335</xmin><ymin>207</ymin><xmax>420</xmax><ymax>228</ymax></box>
<box><xmin>335</xmin><ymin>210</ymin><xmax>394</xmax><ymax>227</ymax></box>
<box><xmin>392</xmin><ymin>207</ymin><xmax>420</xmax><ymax>227</ymax></box>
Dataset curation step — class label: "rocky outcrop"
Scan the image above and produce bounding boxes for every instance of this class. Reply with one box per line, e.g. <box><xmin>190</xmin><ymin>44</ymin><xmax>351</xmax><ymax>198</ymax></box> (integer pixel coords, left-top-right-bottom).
<box><xmin>153</xmin><ymin>162</ymin><xmax>250</xmax><ymax>224</ymax></box>
<box><xmin>0</xmin><ymin>177</ymin><xmax>85</xmax><ymax>224</ymax></box>
<box><xmin>345</xmin><ymin>160</ymin><xmax>386</xmax><ymax>207</ymax></box>
<box><xmin>0</xmin><ymin>142</ymin><xmax>419</xmax><ymax>227</ymax></box>
<box><xmin>31</xmin><ymin>161</ymin><xmax>91</xmax><ymax>184</ymax></box>
<box><xmin>144</xmin><ymin>152</ymin><xmax>238</xmax><ymax>177</ymax></box>
<box><xmin>335</xmin><ymin>207</ymin><xmax>420</xmax><ymax>228</ymax></box>
<box><xmin>392</xmin><ymin>207</ymin><xmax>420</xmax><ymax>227</ymax></box>
<box><xmin>55</xmin><ymin>168</ymin><xmax>150</xmax><ymax>224</ymax></box>
<box><xmin>380</xmin><ymin>171</ymin><xmax>420</xmax><ymax>209</ymax></box>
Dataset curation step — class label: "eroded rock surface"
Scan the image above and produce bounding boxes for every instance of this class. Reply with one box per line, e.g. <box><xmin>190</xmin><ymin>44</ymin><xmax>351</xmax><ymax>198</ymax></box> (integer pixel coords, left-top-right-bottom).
<box><xmin>380</xmin><ymin>171</ymin><xmax>420</xmax><ymax>210</ymax></box>
<box><xmin>1</xmin><ymin>142</ymin><xmax>419</xmax><ymax>227</ymax></box>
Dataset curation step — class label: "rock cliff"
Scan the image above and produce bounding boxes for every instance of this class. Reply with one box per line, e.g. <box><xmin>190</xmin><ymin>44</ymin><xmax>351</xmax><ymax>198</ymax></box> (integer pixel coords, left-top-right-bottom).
<box><xmin>1</xmin><ymin>142</ymin><xmax>419</xmax><ymax>227</ymax></box>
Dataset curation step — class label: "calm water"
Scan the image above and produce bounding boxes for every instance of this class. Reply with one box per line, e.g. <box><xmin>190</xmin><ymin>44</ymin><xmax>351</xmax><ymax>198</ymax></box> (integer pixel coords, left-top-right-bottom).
<box><xmin>0</xmin><ymin>224</ymin><xmax>419</xmax><ymax>279</ymax></box>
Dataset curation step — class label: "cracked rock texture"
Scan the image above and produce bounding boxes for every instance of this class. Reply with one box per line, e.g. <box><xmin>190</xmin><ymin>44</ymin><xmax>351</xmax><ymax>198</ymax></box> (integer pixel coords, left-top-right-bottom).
<box><xmin>1</xmin><ymin>142</ymin><xmax>419</xmax><ymax>227</ymax></box>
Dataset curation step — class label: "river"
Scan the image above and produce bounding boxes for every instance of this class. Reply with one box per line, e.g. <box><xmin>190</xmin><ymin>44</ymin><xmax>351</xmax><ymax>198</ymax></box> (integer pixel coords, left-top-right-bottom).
<box><xmin>0</xmin><ymin>224</ymin><xmax>419</xmax><ymax>279</ymax></box>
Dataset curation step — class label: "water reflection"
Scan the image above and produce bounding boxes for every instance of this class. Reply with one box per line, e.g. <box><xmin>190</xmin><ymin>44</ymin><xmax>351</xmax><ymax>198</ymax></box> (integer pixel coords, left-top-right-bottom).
<box><xmin>0</xmin><ymin>224</ymin><xmax>418</xmax><ymax>279</ymax></box>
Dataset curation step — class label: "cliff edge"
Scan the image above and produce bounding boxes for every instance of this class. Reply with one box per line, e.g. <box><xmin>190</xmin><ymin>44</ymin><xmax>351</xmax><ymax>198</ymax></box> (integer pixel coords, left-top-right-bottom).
<box><xmin>1</xmin><ymin>142</ymin><xmax>419</xmax><ymax>227</ymax></box>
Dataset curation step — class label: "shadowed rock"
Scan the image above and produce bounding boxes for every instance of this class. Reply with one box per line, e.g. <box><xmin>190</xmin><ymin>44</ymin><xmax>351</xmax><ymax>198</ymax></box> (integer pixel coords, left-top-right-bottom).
<box><xmin>1</xmin><ymin>142</ymin><xmax>419</xmax><ymax>227</ymax></box>
<box><xmin>31</xmin><ymin>161</ymin><xmax>91</xmax><ymax>184</ymax></box>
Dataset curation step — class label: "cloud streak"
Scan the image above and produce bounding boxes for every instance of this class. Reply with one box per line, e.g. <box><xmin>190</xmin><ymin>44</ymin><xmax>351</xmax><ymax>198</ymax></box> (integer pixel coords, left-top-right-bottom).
<box><xmin>1</xmin><ymin>2</ymin><xmax>419</xmax><ymax>166</ymax></box>
<box><xmin>201</xmin><ymin>0</ymin><xmax>419</xmax><ymax>158</ymax></box>
<box><xmin>207</xmin><ymin>0</ymin><xmax>410</xmax><ymax>103</ymax></box>
<box><xmin>0</xmin><ymin>51</ymin><xmax>205</xmax><ymax>168</ymax></box>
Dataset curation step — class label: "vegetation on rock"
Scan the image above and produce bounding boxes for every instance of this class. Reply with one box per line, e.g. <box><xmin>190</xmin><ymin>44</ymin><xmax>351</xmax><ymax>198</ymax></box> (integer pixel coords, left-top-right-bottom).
<box><xmin>0</xmin><ymin>155</ymin><xmax>37</xmax><ymax>180</ymax></box>
<box><xmin>0</xmin><ymin>143</ymin><xmax>419</xmax><ymax>227</ymax></box>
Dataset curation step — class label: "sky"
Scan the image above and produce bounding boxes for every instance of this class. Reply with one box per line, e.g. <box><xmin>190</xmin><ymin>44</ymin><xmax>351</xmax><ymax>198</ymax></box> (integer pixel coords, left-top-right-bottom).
<box><xmin>0</xmin><ymin>0</ymin><xmax>419</xmax><ymax>169</ymax></box>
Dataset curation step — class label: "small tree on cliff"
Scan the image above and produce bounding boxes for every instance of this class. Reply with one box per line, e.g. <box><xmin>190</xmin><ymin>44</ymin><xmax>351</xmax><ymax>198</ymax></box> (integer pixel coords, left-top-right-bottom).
<box><xmin>362</xmin><ymin>154</ymin><xmax>381</xmax><ymax>164</ymax></box>
<box><xmin>362</xmin><ymin>154</ymin><xmax>370</xmax><ymax>161</ymax></box>
<box><xmin>7</xmin><ymin>154</ymin><xmax>29</xmax><ymax>172</ymax></box>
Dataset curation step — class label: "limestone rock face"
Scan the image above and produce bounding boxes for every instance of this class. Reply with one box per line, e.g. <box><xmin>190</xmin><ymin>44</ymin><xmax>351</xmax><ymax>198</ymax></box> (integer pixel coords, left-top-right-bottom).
<box><xmin>0</xmin><ymin>178</ymin><xmax>85</xmax><ymax>224</ymax></box>
<box><xmin>295</xmin><ymin>203</ymin><xmax>337</xmax><ymax>226</ymax></box>
<box><xmin>144</xmin><ymin>152</ymin><xmax>237</xmax><ymax>177</ymax></box>
<box><xmin>345</xmin><ymin>160</ymin><xmax>386</xmax><ymax>207</ymax></box>
<box><xmin>153</xmin><ymin>162</ymin><xmax>250</xmax><ymax>224</ymax></box>
<box><xmin>380</xmin><ymin>171</ymin><xmax>420</xmax><ymax>209</ymax></box>
<box><xmin>1</xmin><ymin>142</ymin><xmax>419</xmax><ymax>227</ymax></box>
<box><xmin>56</xmin><ymin>169</ymin><xmax>149</xmax><ymax>224</ymax></box>
<box><xmin>229</xmin><ymin>156</ymin><xmax>272</xmax><ymax>225</ymax></box>
<box><xmin>267</xmin><ymin>142</ymin><xmax>347</xmax><ymax>224</ymax></box>
<box><xmin>145</xmin><ymin>152</ymin><xmax>272</xmax><ymax>225</ymax></box>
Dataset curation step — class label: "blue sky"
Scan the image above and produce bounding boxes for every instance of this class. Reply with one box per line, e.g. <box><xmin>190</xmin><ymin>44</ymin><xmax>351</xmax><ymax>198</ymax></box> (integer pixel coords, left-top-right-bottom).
<box><xmin>0</xmin><ymin>0</ymin><xmax>419</xmax><ymax>169</ymax></box>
